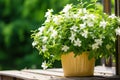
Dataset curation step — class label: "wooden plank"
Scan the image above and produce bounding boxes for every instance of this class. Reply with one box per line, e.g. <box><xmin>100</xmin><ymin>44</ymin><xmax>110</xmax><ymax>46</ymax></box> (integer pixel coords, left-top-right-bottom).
<box><xmin>22</xmin><ymin>69</ymin><xmax>64</xmax><ymax>77</ymax></box>
<box><xmin>0</xmin><ymin>70</ymin><xmax>50</xmax><ymax>80</ymax></box>
<box><xmin>21</xmin><ymin>67</ymin><xmax>119</xmax><ymax>80</ymax></box>
<box><xmin>0</xmin><ymin>67</ymin><xmax>119</xmax><ymax>80</ymax></box>
<box><xmin>94</xmin><ymin>66</ymin><xmax>115</xmax><ymax>76</ymax></box>
<box><xmin>22</xmin><ymin>66</ymin><xmax>115</xmax><ymax>77</ymax></box>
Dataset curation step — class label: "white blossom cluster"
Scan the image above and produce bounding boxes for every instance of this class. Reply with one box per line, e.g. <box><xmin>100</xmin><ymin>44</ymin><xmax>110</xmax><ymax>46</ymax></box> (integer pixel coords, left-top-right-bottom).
<box><xmin>31</xmin><ymin>3</ymin><xmax>120</xmax><ymax>67</ymax></box>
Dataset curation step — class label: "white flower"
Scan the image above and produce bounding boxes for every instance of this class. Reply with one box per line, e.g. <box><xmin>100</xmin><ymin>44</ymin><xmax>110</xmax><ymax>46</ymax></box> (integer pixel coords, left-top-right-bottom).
<box><xmin>81</xmin><ymin>30</ymin><xmax>88</xmax><ymax>38</ymax></box>
<box><xmin>80</xmin><ymin>23</ymin><xmax>86</xmax><ymax>29</ymax></box>
<box><xmin>78</xmin><ymin>9</ymin><xmax>82</xmax><ymax>14</ymax></box>
<box><xmin>69</xmin><ymin>32</ymin><xmax>76</xmax><ymax>42</ymax></box>
<box><xmin>92</xmin><ymin>39</ymin><xmax>103</xmax><ymax>50</ymax></box>
<box><xmin>86</xmin><ymin>21</ymin><xmax>94</xmax><ymax>27</ymax></box>
<box><xmin>109</xmin><ymin>14</ymin><xmax>116</xmax><ymax>19</ymax></box>
<box><xmin>74</xmin><ymin>38</ymin><xmax>81</xmax><ymax>47</ymax></box>
<box><xmin>72</xmin><ymin>13</ymin><xmax>79</xmax><ymax>18</ymax></box>
<box><xmin>32</xmin><ymin>41</ymin><xmax>38</xmax><ymax>47</ymax></box>
<box><xmin>42</xmin><ymin>45</ymin><xmax>48</xmax><ymax>52</ymax></box>
<box><xmin>89</xmin><ymin>14</ymin><xmax>96</xmax><ymax>20</ymax></box>
<box><xmin>51</xmin><ymin>30</ymin><xmax>58</xmax><ymax>38</ymax></box>
<box><xmin>53</xmin><ymin>16</ymin><xmax>59</xmax><ymax>24</ymax></box>
<box><xmin>53</xmin><ymin>15</ymin><xmax>63</xmax><ymax>25</ymax></box>
<box><xmin>100</xmin><ymin>20</ymin><xmax>107</xmax><ymax>28</ymax></box>
<box><xmin>45</xmin><ymin>9</ymin><xmax>53</xmax><ymax>17</ymax></box>
<box><xmin>38</xmin><ymin>26</ymin><xmax>45</xmax><ymax>31</ymax></box>
<box><xmin>48</xmin><ymin>26</ymin><xmax>54</xmax><ymax>32</ymax></box>
<box><xmin>50</xmin><ymin>55</ymin><xmax>54</xmax><ymax>57</ymax></box>
<box><xmin>82</xmin><ymin>8</ymin><xmax>87</xmax><ymax>13</ymax></box>
<box><xmin>36</xmin><ymin>26</ymin><xmax>45</xmax><ymax>36</ymax></box>
<box><xmin>41</xmin><ymin>61</ymin><xmax>48</xmax><ymax>70</ymax></box>
<box><xmin>62</xmin><ymin>4</ymin><xmax>72</xmax><ymax>13</ymax></box>
<box><xmin>95</xmin><ymin>39</ymin><xmax>103</xmax><ymax>46</ymax></box>
<box><xmin>36</xmin><ymin>32</ymin><xmax>43</xmax><ymax>37</ymax></box>
<box><xmin>92</xmin><ymin>43</ymin><xmax>99</xmax><ymax>50</ymax></box>
<box><xmin>115</xmin><ymin>27</ymin><xmax>120</xmax><ymax>36</ymax></box>
<box><xmin>70</xmin><ymin>25</ymin><xmax>78</xmax><ymax>32</ymax></box>
<box><xmin>37</xmin><ymin>32</ymin><xmax>42</xmax><ymax>36</ymax></box>
<box><xmin>63</xmin><ymin>13</ymin><xmax>70</xmax><ymax>18</ymax></box>
<box><xmin>78</xmin><ymin>8</ymin><xmax>87</xmax><ymax>14</ymax></box>
<box><xmin>38</xmin><ymin>26</ymin><xmax>45</xmax><ymax>35</ymax></box>
<box><xmin>62</xmin><ymin>45</ymin><xmax>69</xmax><ymax>52</ymax></box>
<box><xmin>44</xmin><ymin>9</ymin><xmax>53</xmax><ymax>22</ymax></box>
<box><xmin>45</xmin><ymin>17</ymin><xmax>51</xmax><ymax>23</ymax></box>
<box><xmin>81</xmin><ymin>14</ymin><xmax>88</xmax><ymax>21</ymax></box>
<box><xmin>42</xmin><ymin>36</ymin><xmax>48</xmax><ymax>43</ymax></box>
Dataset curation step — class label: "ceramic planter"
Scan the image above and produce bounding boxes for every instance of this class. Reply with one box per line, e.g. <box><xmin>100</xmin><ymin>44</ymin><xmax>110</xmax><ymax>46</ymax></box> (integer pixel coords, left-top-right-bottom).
<box><xmin>61</xmin><ymin>52</ymin><xmax>95</xmax><ymax>77</ymax></box>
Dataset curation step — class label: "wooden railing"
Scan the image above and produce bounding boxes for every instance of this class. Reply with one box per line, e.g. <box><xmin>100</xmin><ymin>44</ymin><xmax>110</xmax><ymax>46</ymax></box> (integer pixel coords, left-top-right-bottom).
<box><xmin>115</xmin><ymin>0</ymin><xmax>120</xmax><ymax>75</ymax></box>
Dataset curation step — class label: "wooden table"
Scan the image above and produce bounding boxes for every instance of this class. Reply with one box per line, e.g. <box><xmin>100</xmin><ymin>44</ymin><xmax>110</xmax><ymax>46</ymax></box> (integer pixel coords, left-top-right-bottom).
<box><xmin>0</xmin><ymin>66</ymin><xmax>120</xmax><ymax>80</ymax></box>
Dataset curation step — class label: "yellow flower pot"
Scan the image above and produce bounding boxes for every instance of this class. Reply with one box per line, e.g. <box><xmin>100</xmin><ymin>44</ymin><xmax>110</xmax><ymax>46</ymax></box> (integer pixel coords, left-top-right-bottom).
<box><xmin>61</xmin><ymin>52</ymin><xmax>95</xmax><ymax>77</ymax></box>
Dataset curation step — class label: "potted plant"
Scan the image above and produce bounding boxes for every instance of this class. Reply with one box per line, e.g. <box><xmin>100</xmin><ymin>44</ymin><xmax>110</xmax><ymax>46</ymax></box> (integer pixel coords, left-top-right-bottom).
<box><xmin>31</xmin><ymin>0</ymin><xmax>120</xmax><ymax>76</ymax></box>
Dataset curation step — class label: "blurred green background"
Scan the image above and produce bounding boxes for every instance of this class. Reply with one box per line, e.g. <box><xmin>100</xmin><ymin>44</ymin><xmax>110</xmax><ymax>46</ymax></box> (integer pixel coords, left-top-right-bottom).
<box><xmin>0</xmin><ymin>0</ymin><xmax>81</xmax><ymax>70</ymax></box>
<box><xmin>0</xmin><ymin>0</ymin><xmax>114</xmax><ymax>70</ymax></box>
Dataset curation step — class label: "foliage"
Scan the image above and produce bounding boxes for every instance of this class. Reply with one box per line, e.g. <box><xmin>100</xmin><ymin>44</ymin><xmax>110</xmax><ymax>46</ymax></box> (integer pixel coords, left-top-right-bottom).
<box><xmin>31</xmin><ymin>0</ymin><xmax>120</xmax><ymax>69</ymax></box>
